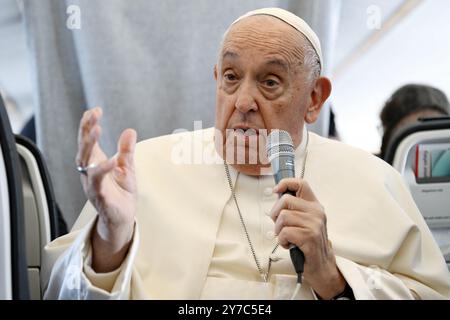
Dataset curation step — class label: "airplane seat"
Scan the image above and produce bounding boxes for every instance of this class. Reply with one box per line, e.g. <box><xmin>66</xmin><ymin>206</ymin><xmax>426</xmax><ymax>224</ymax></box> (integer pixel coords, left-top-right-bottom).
<box><xmin>1</xmin><ymin>92</ymin><xmax>67</xmax><ymax>299</ymax></box>
<box><xmin>0</xmin><ymin>95</ymin><xmax>29</xmax><ymax>299</ymax></box>
<box><xmin>15</xmin><ymin>134</ymin><xmax>67</xmax><ymax>299</ymax></box>
<box><xmin>384</xmin><ymin>117</ymin><xmax>450</xmax><ymax>271</ymax></box>
<box><xmin>0</xmin><ymin>132</ymin><xmax>12</xmax><ymax>299</ymax></box>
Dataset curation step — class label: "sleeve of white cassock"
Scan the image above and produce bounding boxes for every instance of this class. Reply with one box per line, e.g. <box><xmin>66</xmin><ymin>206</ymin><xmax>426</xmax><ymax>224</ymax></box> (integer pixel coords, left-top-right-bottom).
<box><xmin>334</xmin><ymin>169</ymin><xmax>450</xmax><ymax>300</ymax></box>
<box><xmin>335</xmin><ymin>256</ymin><xmax>449</xmax><ymax>299</ymax></box>
<box><xmin>42</xmin><ymin>204</ymin><xmax>141</xmax><ymax>300</ymax></box>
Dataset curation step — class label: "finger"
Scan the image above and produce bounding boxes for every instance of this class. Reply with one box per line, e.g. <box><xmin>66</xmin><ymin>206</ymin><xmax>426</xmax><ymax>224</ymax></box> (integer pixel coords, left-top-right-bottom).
<box><xmin>274</xmin><ymin>209</ymin><xmax>315</xmax><ymax>235</ymax></box>
<box><xmin>76</xmin><ymin>111</ymin><xmax>96</xmax><ymax>165</ymax></box>
<box><xmin>77</xmin><ymin>107</ymin><xmax>102</xmax><ymax>146</ymax></box>
<box><xmin>78</xmin><ymin>124</ymin><xmax>107</xmax><ymax>168</ymax></box>
<box><xmin>273</xmin><ymin>178</ymin><xmax>318</xmax><ymax>202</ymax></box>
<box><xmin>278</xmin><ymin>226</ymin><xmax>308</xmax><ymax>250</ymax></box>
<box><xmin>270</xmin><ymin>193</ymin><xmax>315</xmax><ymax>222</ymax></box>
<box><xmin>76</xmin><ymin>107</ymin><xmax>103</xmax><ymax>166</ymax></box>
<box><xmin>117</xmin><ymin>129</ymin><xmax>137</xmax><ymax>168</ymax></box>
<box><xmin>85</xmin><ymin>125</ymin><xmax>102</xmax><ymax>165</ymax></box>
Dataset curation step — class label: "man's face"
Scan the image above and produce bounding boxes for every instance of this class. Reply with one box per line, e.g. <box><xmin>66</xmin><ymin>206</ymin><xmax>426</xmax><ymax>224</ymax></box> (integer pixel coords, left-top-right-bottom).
<box><xmin>214</xmin><ymin>16</ymin><xmax>316</xmax><ymax>174</ymax></box>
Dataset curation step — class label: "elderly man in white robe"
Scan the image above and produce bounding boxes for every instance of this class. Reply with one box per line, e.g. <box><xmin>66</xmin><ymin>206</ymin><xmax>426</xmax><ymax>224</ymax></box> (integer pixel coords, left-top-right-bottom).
<box><xmin>43</xmin><ymin>8</ymin><xmax>450</xmax><ymax>300</ymax></box>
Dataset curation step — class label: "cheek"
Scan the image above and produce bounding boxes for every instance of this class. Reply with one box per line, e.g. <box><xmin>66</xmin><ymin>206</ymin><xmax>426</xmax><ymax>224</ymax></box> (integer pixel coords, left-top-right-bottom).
<box><xmin>262</xmin><ymin>96</ymin><xmax>304</xmax><ymax>130</ymax></box>
<box><xmin>261</xmin><ymin>102</ymin><xmax>284</xmax><ymax>127</ymax></box>
<box><xmin>215</xmin><ymin>89</ymin><xmax>236</xmax><ymax>129</ymax></box>
<box><xmin>264</xmin><ymin>96</ymin><xmax>295</xmax><ymax>120</ymax></box>
<box><xmin>271</xmin><ymin>102</ymin><xmax>285</xmax><ymax>114</ymax></box>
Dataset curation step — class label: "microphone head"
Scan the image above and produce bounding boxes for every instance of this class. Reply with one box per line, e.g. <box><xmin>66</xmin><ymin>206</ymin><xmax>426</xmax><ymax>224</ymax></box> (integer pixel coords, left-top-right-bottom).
<box><xmin>266</xmin><ymin>130</ymin><xmax>296</xmax><ymax>184</ymax></box>
<box><xmin>266</xmin><ymin>130</ymin><xmax>295</xmax><ymax>162</ymax></box>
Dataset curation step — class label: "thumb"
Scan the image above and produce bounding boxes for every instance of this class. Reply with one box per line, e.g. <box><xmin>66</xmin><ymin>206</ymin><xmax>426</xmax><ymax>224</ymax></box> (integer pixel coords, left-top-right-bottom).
<box><xmin>296</xmin><ymin>179</ymin><xmax>318</xmax><ymax>202</ymax></box>
<box><xmin>117</xmin><ymin>129</ymin><xmax>137</xmax><ymax>167</ymax></box>
<box><xmin>273</xmin><ymin>178</ymin><xmax>318</xmax><ymax>202</ymax></box>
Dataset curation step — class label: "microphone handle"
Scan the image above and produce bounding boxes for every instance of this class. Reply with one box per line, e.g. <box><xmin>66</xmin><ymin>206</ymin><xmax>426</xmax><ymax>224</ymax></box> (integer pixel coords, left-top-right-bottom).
<box><xmin>290</xmin><ymin>246</ymin><xmax>305</xmax><ymax>280</ymax></box>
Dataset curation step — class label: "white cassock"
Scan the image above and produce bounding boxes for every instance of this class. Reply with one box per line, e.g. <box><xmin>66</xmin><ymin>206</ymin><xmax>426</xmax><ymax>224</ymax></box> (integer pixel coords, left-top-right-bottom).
<box><xmin>42</xmin><ymin>128</ymin><xmax>450</xmax><ymax>299</ymax></box>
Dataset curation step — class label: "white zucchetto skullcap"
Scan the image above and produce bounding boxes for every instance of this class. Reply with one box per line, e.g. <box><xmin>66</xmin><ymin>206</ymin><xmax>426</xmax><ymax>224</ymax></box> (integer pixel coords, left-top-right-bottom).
<box><xmin>230</xmin><ymin>7</ymin><xmax>323</xmax><ymax>71</ymax></box>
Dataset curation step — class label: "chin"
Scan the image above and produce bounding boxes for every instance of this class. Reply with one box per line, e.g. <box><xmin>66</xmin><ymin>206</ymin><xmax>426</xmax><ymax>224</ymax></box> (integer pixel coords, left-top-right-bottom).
<box><xmin>230</xmin><ymin>163</ymin><xmax>272</xmax><ymax>176</ymax></box>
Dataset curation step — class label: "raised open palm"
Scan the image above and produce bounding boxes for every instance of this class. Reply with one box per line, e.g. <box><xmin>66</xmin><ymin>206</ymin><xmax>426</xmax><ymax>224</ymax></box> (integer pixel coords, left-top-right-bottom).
<box><xmin>76</xmin><ymin>107</ymin><xmax>137</xmax><ymax>255</ymax></box>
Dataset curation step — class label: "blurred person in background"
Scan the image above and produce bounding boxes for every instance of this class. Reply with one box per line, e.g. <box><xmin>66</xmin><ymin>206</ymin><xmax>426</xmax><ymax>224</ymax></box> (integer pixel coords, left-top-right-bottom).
<box><xmin>378</xmin><ymin>84</ymin><xmax>450</xmax><ymax>160</ymax></box>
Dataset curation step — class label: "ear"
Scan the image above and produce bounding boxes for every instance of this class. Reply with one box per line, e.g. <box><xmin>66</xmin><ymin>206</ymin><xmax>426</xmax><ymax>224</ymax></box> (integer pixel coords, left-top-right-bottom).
<box><xmin>214</xmin><ymin>65</ymin><xmax>218</xmax><ymax>81</ymax></box>
<box><xmin>305</xmin><ymin>77</ymin><xmax>332</xmax><ymax>124</ymax></box>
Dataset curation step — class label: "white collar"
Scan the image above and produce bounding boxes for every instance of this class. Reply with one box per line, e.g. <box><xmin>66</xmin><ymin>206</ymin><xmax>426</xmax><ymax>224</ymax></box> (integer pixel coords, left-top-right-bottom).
<box><xmin>294</xmin><ymin>126</ymin><xmax>309</xmax><ymax>161</ymax></box>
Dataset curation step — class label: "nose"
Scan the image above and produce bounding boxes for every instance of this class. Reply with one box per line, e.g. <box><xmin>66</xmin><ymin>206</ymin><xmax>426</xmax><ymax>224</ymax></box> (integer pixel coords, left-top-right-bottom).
<box><xmin>235</xmin><ymin>79</ymin><xmax>258</xmax><ymax>113</ymax></box>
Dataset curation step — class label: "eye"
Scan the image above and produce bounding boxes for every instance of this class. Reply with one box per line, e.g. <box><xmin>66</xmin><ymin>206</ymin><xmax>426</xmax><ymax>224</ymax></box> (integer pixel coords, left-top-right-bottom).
<box><xmin>263</xmin><ymin>78</ymin><xmax>280</xmax><ymax>88</ymax></box>
<box><xmin>265</xmin><ymin>79</ymin><xmax>279</xmax><ymax>87</ymax></box>
<box><xmin>224</xmin><ymin>72</ymin><xmax>237</xmax><ymax>82</ymax></box>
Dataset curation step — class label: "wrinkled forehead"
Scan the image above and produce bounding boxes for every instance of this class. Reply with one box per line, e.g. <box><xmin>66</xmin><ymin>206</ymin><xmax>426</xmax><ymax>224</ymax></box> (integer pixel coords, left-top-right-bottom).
<box><xmin>220</xmin><ymin>15</ymin><xmax>306</xmax><ymax>68</ymax></box>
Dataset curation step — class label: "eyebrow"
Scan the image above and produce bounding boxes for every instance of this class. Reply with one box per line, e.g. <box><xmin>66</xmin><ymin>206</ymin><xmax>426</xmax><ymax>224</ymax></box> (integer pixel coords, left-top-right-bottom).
<box><xmin>265</xmin><ymin>58</ymin><xmax>289</xmax><ymax>71</ymax></box>
<box><xmin>221</xmin><ymin>51</ymin><xmax>289</xmax><ymax>72</ymax></box>
<box><xmin>222</xmin><ymin>51</ymin><xmax>239</xmax><ymax>61</ymax></box>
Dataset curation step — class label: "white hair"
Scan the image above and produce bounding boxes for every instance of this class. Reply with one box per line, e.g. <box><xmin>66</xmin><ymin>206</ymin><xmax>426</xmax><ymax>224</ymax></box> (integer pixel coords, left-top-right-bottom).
<box><xmin>300</xmin><ymin>32</ymin><xmax>321</xmax><ymax>83</ymax></box>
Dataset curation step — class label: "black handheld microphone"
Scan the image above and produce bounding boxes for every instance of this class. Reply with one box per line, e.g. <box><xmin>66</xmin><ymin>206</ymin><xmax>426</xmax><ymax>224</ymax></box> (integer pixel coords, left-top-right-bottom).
<box><xmin>266</xmin><ymin>130</ymin><xmax>305</xmax><ymax>283</ymax></box>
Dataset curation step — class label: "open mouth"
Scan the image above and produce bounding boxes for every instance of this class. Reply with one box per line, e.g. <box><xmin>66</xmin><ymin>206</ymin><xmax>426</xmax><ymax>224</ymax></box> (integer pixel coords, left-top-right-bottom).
<box><xmin>237</xmin><ymin>128</ymin><xmax>258</xmax><ymax>137</ymax></box>
<box><xmin>230</xmin><ymin>125</ymin><xmax>261</xmax><ymax>137</ymax></box>
<box><xmin>225</xmin><ymin>127</ymin><xmax>267</xmax><ymax>149</ymax></box>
